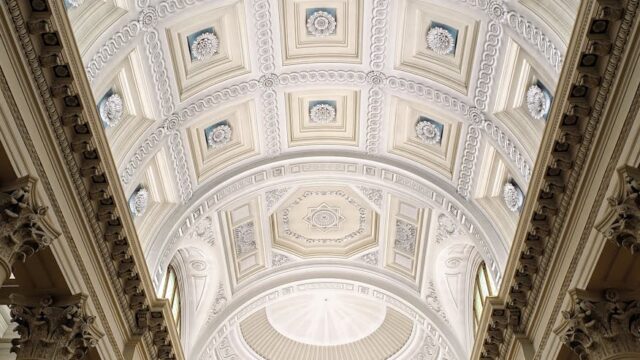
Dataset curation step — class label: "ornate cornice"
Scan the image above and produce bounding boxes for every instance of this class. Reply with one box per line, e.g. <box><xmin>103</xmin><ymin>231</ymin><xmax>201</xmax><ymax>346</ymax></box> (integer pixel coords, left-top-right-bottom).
<box><xmin>3</xmin><ymin>0</ymin><xmax>183</xmax><ymax>358</ymax></box>
<box><xmin>604</xmin><ymin>165</ymin><xmax>640</xmax><ymax>253</ymax></box>
<box><xmin>0</xmin><ymin>176</ymin><xmax>59</xmax><ymax>275</ymax></box>
<box><xmin>9</xmin><ymin>293</ymin><xmax>100</xmax><ymax>360</ymax></box>
<box><xmin>474</xmin><ymin>0</ymin><xmax>639</xmax><ymax>358</ymax></box>
<box><xmin>556</xmin><ymin>289</ymin><xmax>640</xmax><ymax>359</ymax></box>
<box><xmin>0</xmin><ymin>63</ymin><xmax>127</xmax><ymax>359</ymax></box>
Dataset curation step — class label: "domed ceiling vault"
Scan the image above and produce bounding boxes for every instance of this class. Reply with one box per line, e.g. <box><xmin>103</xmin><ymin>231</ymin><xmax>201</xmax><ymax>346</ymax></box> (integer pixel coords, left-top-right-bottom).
<box><xmin>64</xmin><ymin>0</ymin><xmax>571</xmax><ymax>358</ymax></box>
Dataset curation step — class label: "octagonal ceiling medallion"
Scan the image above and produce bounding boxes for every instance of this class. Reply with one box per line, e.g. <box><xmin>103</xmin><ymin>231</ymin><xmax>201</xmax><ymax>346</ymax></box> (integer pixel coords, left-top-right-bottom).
<box><xmin>271</xmin><ymin>186</ymin><xmax>379</xmax><ymax>257</ymax></box>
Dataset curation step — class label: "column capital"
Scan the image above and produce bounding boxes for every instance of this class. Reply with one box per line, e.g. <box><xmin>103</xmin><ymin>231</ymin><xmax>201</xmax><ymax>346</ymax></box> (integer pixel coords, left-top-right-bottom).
<box><xmin>9</xmin><ymin>293</ymin><xmax>100</xmax><ymax>360</ymax></box>
<box><xmin>557</xmin><ymin>288</ymin><xmax>640</xmax><ymax>360</ymax></box>
<box><xmin>604</xmin><ymin>165</ymin><xmax>640</xmax><ymax>254</ymax></box>
<box><xmin>0</xmin><ymin>176</ymin><xmax>59</xmax><ymax>274</ymax></box>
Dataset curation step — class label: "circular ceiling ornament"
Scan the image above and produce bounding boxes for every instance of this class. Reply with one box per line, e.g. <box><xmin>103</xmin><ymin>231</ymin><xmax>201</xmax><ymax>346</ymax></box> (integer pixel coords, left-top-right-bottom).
<box><xmin>486</xmin><ymin>0</ymin><xmax>506</xmax><ymax>20</ymax></box>
<box><xmin>138</xmin><ymin>7</ymin><xmax>158</xmax><ymax>30</ymax></box>
<box><xmin>303</xmin><ymin>202</ymin><xmax>344</xmax><ymax>231</ymax></box>
<box><xmin>467</xmin><ymin>106</ymin><xmax>484</xmax><ymax>124</ymax></box>
<box><xmin>259</xmin><ymin>73</ymin><xmax>280</xmax><ymax>89</ymax></box>
<box><xmin>207</xmin><ymin>124</ymin><xmax>232</xmax><ymax>149</ymax></box>
<box><xmin>426</xmin><ymin>27</ymin><xmax>455</xmax><ymax>55</ymax></box>
<box><xmin>526</xmin><ymin>85</ymin><xmax>551</xmax><ymax>120</ymax></box>
<box><xmin>306</xmin><ymin>11</ymin><xmax>337</xmax><ymax>36</ymax></box>
<box><xmin>312</xmin><ymin>210</ymin><xmax>338</xmax><ymax>228</ymax></box>
<box><xmin>366</xmin><ymin>71</ymin><xmax>386</xmax><ymax>87</ymax></box>
<box><xmin>129</xmin><ymin>187</ymin><xmax>149</xmax><ymax>217</ymax></box>
<box><xmin>309</xmin><ymin>103</ymin><xmax>337</xmax><ymax>124</ymax></box>
<box><xmin>99</xmin><ymin>93</ymin><xmax>124</xmax><ymax>128</ymax></box>
<box><xmin>415</xmin><ymin>120</ymin><xmax>442</xmax><ymax>145</ymax></box>
<box><xmin>191</xmin><ymin>32</ymin><xmax>220</xmax><ymax>61</ymax></box>
<box><xmin>503</xmin><ymin>181</ymin><xmax>524</xmax><ymax>212</ymax></box>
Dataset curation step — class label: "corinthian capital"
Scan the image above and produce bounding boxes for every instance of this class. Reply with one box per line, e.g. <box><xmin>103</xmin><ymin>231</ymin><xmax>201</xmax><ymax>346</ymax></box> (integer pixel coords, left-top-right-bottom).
<box><xmin>9</xmin><ymin>294</ymin><xmax>100</xmax><ymax>360</ymax></box>
<box><xmin>557</xmin><ymin>289</ymin><xmax>640</xmax><ymax>360</ymax></box>
<box><xmin>604</xmin><ymin>165</ymin><xmax>640</xmax><ymax>254</ymax></box>
<box><xmin>0</xmin><ymin>176</ymin><xmax>59</xmax><ymax>273</ymax></box>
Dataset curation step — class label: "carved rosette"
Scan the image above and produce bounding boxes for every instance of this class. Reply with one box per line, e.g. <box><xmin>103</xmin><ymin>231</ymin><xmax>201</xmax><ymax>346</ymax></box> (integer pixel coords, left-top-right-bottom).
<box><xmin>558</xmin><ymin>289</ymin><xmax>640</xmax><ymax>359</ymax></box>
<box><xmin>306</xmin><ymin>11</ymin><xmax>337</xmax><ymax>36</ymax></box>
<box><xmin>309</xmin><ymin>104</ymin><xmax>337</xmax><ymax>124</ymax></box>
<box><xmin>191</xmin><ymin>32</ymin><xmax>219</xmax><ymax>61</ymax></box>
<box><xmin>0</xmin><ymin>176</ymin><xmax>58</xmax><ymax>275</ymax></box>
<box><xmin>426</xmin><ymin>27</ymin><xmax>455</xmax><ymax>55</ymax></box>
<box><xmin>98</xmin><ymin>93</ymin><xmax>124</xmax><ymax>128</ymax></box>
<box><xmin>415</xmin><ymin>120</ymin><xmax>442</xmax><ymax>145</ymax></box>
<box><xmin>502</xmin><ymin>181</ymin><xmax>524</xmax><ymax>212</ymax></box>
<box><xmin>604</xmin><ymin>166</ymin><xmax>640</xmax><ymax>254</ymax></box>
<box><xmin>9</xmin><ymin>294</ymin><xmax>99</xmax><ymax>360</ymax></box>
<box><xmin>206</xmin><ymin>124</ymin><xmax>232</xmax><ymax>149</ymax></box>
<box><xmin>258</xmin><ymin>73</ymin><xmax>279</xmax><ymax>89</ymax></box>
<box><xmin>138</xmin><ymin>7</ymin><xmax>158</xmax><ymax>30</ymax></box>
<box><xmin>365</xmin><ymin>71</ymin><xmax>386</xmax><ymax>87</ymax></box>
<box><xmin>526</xmin><ymin>85</ymin><xmax>551</xmax><ymax>120</ymax></box>
<box><xmin>129</xmin><ymin>187</ymin><xmax>149</xmax><ymax>217</ymax></box>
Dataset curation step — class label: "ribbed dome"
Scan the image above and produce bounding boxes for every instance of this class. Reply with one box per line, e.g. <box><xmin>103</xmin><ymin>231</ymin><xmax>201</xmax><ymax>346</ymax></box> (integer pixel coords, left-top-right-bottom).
<box><xmin>265</xmin><ymin>291</ymin><xmax>386</xmax><ymax>346</ymax></box>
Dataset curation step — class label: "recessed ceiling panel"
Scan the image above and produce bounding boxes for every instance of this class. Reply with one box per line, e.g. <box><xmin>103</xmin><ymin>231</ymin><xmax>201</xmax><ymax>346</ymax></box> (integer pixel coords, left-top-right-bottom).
<box><xmin>387</xmin><ymin>96</ymin><xmax>462</xmax><ymax>180</ymax></box>
<box><xmin>186</xmin><ymin>99</ymin><xmax>260</xmax><ymax>184</ymax></box>
<box><xmin>395</xmin><ymin>0</ymin><xmax>479</xmax><ymax>95</ymax></box>
<box><xmin>279</xmin><ymin>0</ymin><xmax>364</xmax><ymax>64</ymax></box>
<box><xmin>285</xmin><ymin>89</ymin><xmax>360</xmax><ymax>147</ymax></box>
<box><xmin>166</xmin><ymin>0</ymin><xmax>251</xmax><ymax>100</ymax></box>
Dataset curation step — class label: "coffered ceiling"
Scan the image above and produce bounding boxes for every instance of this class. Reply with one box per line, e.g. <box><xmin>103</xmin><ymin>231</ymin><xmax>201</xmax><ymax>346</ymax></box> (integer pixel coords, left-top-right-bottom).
<box><xmin>65</xmin><ymin>0</ymin><xmax>572</xmax><ymax>358</ymax></box>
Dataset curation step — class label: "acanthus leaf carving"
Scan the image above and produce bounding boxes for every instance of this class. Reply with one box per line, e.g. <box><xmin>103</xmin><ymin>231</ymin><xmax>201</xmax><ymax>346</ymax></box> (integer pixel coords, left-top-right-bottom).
<box><xmin>426</xmin><ymin>281</ymin><xmax>448</xmax><ymax>323</ymax></box>
<box><xmin>558</xmin><ymin>289</ymin><xmax>640</xmax><ymax>360</ymax></box>
<box><xmin>271</xmin><ymin>253</ymin><xmax>291</xmax><ymax>267</ymax></box>
<box><xmin>604</xmin><ymin>165</ymin><xmax>640</xmax><ymax>253</ymax></box>
<box><xmin>358</xmin><ymin>251</ymin><xmax>379</xmax><ymax>266</ymax></box>
<box><xmin>0</xmin><ymin>176</ymin><xmax>59</xmax><ymax>273</ymax></box>
<box><xmin>9</xmin><ymin>294</ymin><xmax>100</xmax><ymax>360</ymax></box>
<box><xmin>265</xmin><ymin>188</ymin><xmax>290</xmax><ymax>212</ymax></box>
<box><xmin>358</xmin><ymin>186</ymin><xmax>383</xmax><ymax>209</ymax></box>
<box><xmin>206</xmin><ymin>283</ymin><xmax>227</xmax><ymax>324</ymax></box>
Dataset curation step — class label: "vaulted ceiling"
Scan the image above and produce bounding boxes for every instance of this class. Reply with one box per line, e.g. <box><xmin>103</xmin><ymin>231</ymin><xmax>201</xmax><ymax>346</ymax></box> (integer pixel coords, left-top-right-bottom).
<box><xmin>65</xmin><ymin>0</ymin><xmax>575</xmax><ymax>358</ymax></box>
